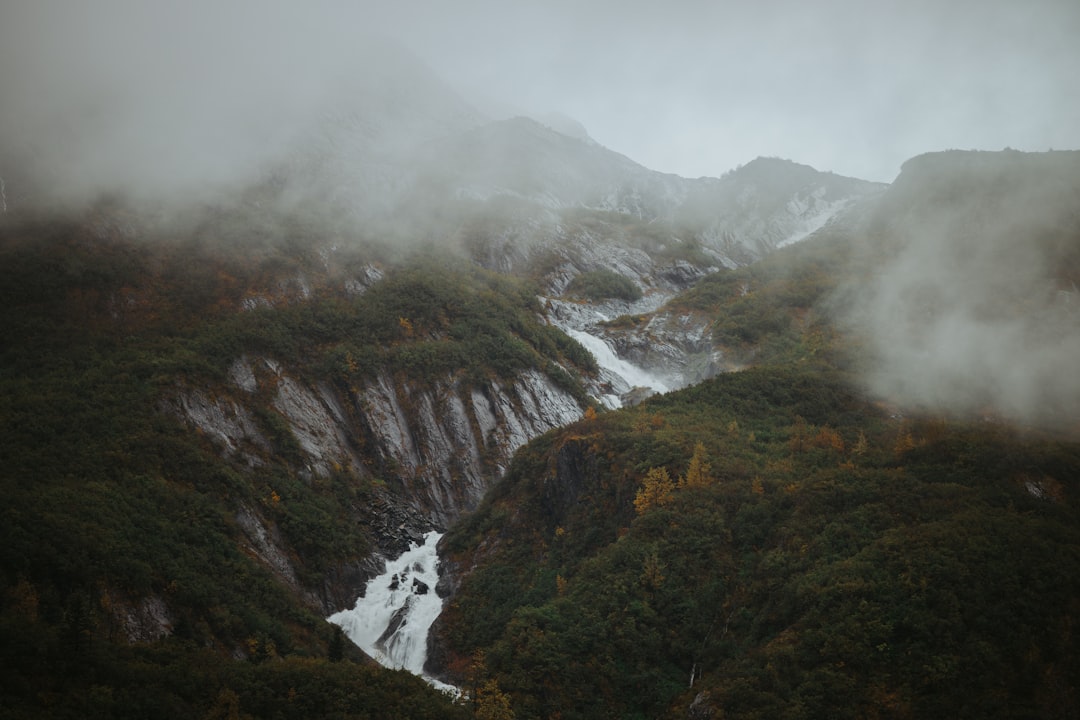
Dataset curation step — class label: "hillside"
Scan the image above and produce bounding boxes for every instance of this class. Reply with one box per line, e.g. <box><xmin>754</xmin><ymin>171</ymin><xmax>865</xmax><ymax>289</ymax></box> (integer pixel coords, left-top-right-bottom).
<box><xmin>0</xmin><ymin>207</ymin><xmax>597</xmax><ymax>716</ymax></box>
<box><xmin>431</xmin><ymin>150</ymin><xmax>1080</xmax><ymax>718</ymax></box>
<box><xmin>2</xmin><ymin>106</ymin><xmax>1078</xmax><ymax>720</ymax></box>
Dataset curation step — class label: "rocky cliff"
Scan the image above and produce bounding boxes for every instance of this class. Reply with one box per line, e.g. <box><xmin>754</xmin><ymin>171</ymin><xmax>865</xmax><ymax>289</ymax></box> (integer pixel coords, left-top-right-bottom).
<box><xmin>166</xmin><ymin>350</ymin><xmax>584</xmax><ymax>606</ymax></box>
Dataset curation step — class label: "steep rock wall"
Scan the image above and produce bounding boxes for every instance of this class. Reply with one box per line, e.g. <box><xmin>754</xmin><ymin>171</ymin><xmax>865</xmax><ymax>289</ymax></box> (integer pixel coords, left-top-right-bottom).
<box><xmin>171</xmin><ymin>358</ymin><xmax>584</xmax><ymax>529</ymax></box>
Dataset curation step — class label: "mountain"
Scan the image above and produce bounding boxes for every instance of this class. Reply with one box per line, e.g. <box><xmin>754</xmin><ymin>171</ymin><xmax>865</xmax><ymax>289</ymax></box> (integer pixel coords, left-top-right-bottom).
<box><xmin>430</xmin><ymin>149</ymin><xmax>1080</xmax><ymax>719</ymax></box>
<box><xmin>401</xmin><ymin>118</ymin><xmax>883</xmax><ymax>271</ymax></box>
<box><xmin>2</xmin><ymin>30</ymin><xmax>1078</xmax><ymax>716</ymax></box>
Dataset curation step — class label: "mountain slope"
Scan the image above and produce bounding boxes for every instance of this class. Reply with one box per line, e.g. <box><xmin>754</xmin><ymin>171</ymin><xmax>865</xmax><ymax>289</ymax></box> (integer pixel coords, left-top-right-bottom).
<box><xmin>435</xmin><ymin>365</ymin><xmax>1080</xmax><ymax>719</ymax></box>
<box><xmin>430</xmin><ymin>150</ymin><xmax>1080</xmax><ymax>718</ymax></box>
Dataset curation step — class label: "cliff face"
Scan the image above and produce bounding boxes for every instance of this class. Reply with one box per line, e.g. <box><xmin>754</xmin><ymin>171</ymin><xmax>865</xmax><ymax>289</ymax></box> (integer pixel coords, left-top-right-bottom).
<box><xmin>167</xmin><ymin>353</ymin><xmax>584</xmax><ymax>609</ymax></box>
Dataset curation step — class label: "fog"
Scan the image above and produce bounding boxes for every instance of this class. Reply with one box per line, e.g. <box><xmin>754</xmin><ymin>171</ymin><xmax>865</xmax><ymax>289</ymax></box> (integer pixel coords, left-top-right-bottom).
<box><xmin>0</xmin><ymin>2</ymin><xmax>473</xmax><ymax>210</ymax></box>
<box><xmin>842</xmin><ymin>151</ymin><xmax>1080</xmax><ymax>426</ymax></box>
<box><xmin>3</xmin><ymin>0</ymin><xmax>1079</xmax><ymax>211</ymax></box>
<box><xmin>3</xmin><ymin>1</ymin><xmax>1079</xmax><ymax>424</ymax></box>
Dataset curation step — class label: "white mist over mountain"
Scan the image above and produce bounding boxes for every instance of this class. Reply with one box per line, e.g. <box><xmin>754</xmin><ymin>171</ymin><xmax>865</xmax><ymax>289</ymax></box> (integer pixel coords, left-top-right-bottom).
<box><xmin>0</xmin><ymin>2</ymin><xmax>481</xmax><ymax>209</ymax></box>
<box><xmin>4</xmin><ymin>0</ymin><xmax>1079</xmax><ymax>207</ymax></box>
<box><xmin>842</xmin><ymin>151</ymin><xmax>1080</xmax><ymax>425</ymax></box>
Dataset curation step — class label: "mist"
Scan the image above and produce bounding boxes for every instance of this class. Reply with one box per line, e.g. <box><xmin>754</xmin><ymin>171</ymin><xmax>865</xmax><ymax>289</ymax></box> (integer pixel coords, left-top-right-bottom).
<box><xmin>0</xmin><ymin>1</ymin><xmax>480</xmax><ymax>214</ymax></box>
<box><xmin>843</xmin><ymin>151</ymin><xmax>1080</xmax><ymax>426</ymax></box>
<box><xmin>4</xmin><ymin>0</ymin><xmax>1079</xmax><ymax>213</ymax></box>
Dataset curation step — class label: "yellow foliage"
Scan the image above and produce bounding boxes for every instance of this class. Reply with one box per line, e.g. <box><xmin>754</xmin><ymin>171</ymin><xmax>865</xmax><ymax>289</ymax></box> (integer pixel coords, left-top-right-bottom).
<box><xmin>584</xmin><ymin>406</ymin><xmax>598</xmax><ymax>421</ymax></box>
<box><xmin>203</xmin><ymin>687</ymin><xmax>242</xmax><ymax>720</ymax></box>
<box><xmin>634</xmin><ymin>466</ymin><xmax>675</xmax><ymax>515</ymax></box>
<box><xmin>476</xmin><ymin>678</ymin><xmax>516</xmax><ymax>720</ymax></box>
<box><xmin>641</xmin><ymin>552</ymin><xmax>666</xmax><ymax>589</ymax></box>
<box><xmin>813</xmin><ymin>427</ymin><xmax>845</xmax><ymax>453</ymax></box>
<box><xmin>789</xmin><ymin>416</ymin><xmax>810</xmax><ymax>454</ymax></box>
<box><xmin>680</xmin><ymin>442</ymin><xmax>713</xmax><ymax>489</ymax></box>
<box><xmin>893</xmin><ymin>430</ymin><xmax>917</xmax><ymax>458</ymax></box>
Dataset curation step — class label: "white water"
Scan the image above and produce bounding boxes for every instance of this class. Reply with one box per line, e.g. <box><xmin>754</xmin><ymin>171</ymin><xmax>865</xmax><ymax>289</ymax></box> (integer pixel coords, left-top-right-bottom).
<box><xmin>568</xmin><ymin>328</ymin><xmax>669</xmax><ymax>399</ymax></box>
<box><xmin>328</xmin><ymin>531</ymin><xmax>456</xmax><ymax>693</ymax></box>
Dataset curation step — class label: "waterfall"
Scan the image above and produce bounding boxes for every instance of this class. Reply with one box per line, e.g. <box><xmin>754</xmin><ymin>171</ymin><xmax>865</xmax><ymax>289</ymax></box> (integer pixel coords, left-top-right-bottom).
<box><xmin>567</xmin><ymin>328</ymin><xmax>669</xmax><ymax>404</ymax></box>
<box><xmin>328</xmin><ymin>531</ymin><xmax>456</xmax><ymax>693</ymax></box>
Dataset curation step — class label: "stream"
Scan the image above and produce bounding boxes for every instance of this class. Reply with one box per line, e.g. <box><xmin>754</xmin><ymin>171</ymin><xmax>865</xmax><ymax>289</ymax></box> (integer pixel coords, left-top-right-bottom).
<box><xmin>327</xmin><ymin>532</ymin><xmax>457</xmax><ymax>693</ymax></box>
<box><xmin>327</xmin><ymin>324</ymin><xmax>665</xmax><ymax>691</ymax></box>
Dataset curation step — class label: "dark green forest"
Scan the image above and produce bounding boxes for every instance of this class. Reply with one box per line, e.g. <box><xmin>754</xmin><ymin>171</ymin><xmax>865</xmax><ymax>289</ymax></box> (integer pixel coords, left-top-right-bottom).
<box><xmin>438</xmin><ymin>365</ymin><xmax>1080</xmax><ymax>718</ymax></box>
<box><xmin>0</xmin><ymin>215</ymin><xmax>590</xmax><ymax>718</ymax></box>
<box><xmin>3</xmin><ymin>151</ymin><xmax>1080</xmax><ymax>719</ymax></box>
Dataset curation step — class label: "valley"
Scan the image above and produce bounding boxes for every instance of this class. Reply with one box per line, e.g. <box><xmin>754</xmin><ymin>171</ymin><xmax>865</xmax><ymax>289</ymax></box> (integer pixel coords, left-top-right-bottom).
<box><xmin>1</xmin><ymin>39</ymin><xmax>1078</xmax><ymax>717</ymax></box>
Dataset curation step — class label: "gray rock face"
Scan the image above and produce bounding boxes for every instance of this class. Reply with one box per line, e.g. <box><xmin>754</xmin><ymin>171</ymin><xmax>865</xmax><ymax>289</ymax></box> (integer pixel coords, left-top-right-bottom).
<box><xmin>169</xmin><ymin>358</ymin><xmax>583</xmax><ymax>529</ymax></box>
<box><xmin>106</xmin><ymin>592</ymin><xmax>174</xmax><ymax>644</ymax></box>
<box><xmin>355</xmin><ymin>369</ymin><xmax>583</xmax><ymax>526</ymax></box>
<box><xmin>272</xmin><ymin>374</ymin><xmax>363</xmax><ymax>478</ymax></box>
<box><xmin>165</xmin><ymin>387</ymin><xmax>269</xmax><ymax>467</ymax></box>
<box><xmin>607</xmin><ymin>310</ymin><xmax>729</xmax><ymax>387</ymax></box>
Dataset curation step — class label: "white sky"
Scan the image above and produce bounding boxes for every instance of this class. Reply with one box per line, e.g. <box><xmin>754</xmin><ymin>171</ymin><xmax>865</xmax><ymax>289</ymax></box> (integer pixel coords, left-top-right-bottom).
<box><xmin>3</xmin><ymin>0</ymin><xmax>1079</xmax><ymax>186</ymax></box>
<box><xmin>382</xmin><ymin>0</ymin><xmax>1080</xmax><ymax>182</ymax></box>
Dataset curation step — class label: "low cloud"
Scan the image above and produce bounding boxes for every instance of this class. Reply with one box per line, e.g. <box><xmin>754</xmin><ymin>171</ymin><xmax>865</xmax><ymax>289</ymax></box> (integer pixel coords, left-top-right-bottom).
<box><xmin>842</xmin><ymin>151</ymin><xmax>1080</xmax><ymax>425</ymax></box>
<box><xmin>0</xmin><ymin>1</ymin><xmax>466</xmax><ymax>212</ymax></box>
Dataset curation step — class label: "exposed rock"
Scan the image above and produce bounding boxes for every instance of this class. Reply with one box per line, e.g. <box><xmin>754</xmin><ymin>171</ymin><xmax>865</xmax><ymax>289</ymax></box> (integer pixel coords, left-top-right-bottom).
<box><xmin>228</xmin><ymin>356</ymin><xmax>258</xmax><ymax>394</ymax></box>
<box><xmin>687</xmin><ymin>691</ymin><xmax>717</xmax><ymax>719</ymax></box>
<box><xmin>355</xmin><ymin>369</ymin><xmax>583</xmax><ymax>526</ymax></box>
<box><xmin>542</xmin><ymin>438</ymin><xmax>597</xmax><ymax>523</ymax></box>
<box><xmin>343</xmin><ymin>264</ymin><xmax>385</xmax><ymax>297</ymax></box>
<box><xmin>272</xmin><ymin>374</ymin><xmax>362</xmax><ymax>477</ymax></box>
<box><xmin>364</xmin><ymin>490</ymin><xmax>436</xmax><ymax>558</ymax></box>
<box><xmin>376</xmin><ymin>598</ymin><xmax>413</xmax><ymax>652</ymax></box>
<box><xmin>236</xmin><ymin>505</ymin><xmax>300</xmax><ymax>588</ymax></box>
<box><xmin>607</xmin><ymin>310</ymin><xmax>727</xmax><ymax>387</ymax></box>
<box><xmin>109</xmin><ymin>592</ymin><xmax>174</xmax><ymax>644</ymax></box>
<box><xmin>166</xmin><ymin>388</ymin><xmax>269</xmax><ymax>466</ymax></box>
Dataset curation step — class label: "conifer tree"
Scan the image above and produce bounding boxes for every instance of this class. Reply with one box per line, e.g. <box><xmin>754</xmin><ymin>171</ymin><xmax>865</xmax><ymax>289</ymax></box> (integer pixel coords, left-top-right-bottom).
<box><xmin>680</xmin><ymin>442</ymin><xmax>713</xmax><ymax>488</ymax></box>
<box><xmin>634</xmin><ymin>467</ymin><xmax>675</xmax><ymax>514</ymax></box>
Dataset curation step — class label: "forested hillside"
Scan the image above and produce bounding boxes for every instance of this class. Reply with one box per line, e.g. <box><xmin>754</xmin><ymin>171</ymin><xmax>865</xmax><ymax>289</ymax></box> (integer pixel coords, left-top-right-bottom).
<box><xmin>431</xmin><ymin>150</ymin><xmax>1080</xmax><ymax>718</ymax></box>
<box><xmin>436</xmin><ymin>364</ymin><xmax>1080</xmax><ymax>718</ymax></box>
<box><xmin>0</xmin><ymin>209</ymin><xmax>592</xmax><ymax>718</ymax></box>
<box><xmin>2</xmin><ymin>149</ymin><xmax>1078</xmax><ymax>719</ymax></box>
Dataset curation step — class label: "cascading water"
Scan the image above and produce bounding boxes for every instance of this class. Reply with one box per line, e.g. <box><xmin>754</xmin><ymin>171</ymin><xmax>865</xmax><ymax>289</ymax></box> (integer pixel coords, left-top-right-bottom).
<box><xmin>328</xmin><ymin>531</ymin><xmax>456</xmax><ymax>693</ymax></box>
<box><xmin>567</xmin><ymin>328</ymin><xmax>669</xmax><ymax>406</ymax></box>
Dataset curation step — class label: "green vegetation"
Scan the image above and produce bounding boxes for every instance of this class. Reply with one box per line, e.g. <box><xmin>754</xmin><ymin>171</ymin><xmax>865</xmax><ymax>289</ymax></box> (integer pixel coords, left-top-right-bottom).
<box><xmin>4</xmin><ymin>150</ymin><xmax>1080</xmax><ymax>719</ymax></box>
<box><xmin>0</xmin><ymin>633</ymin><xmax>469</xmax><ymax>719</ymax></box>
<box><xmin>671</xmin><ymin>231</ymin><xmax>854</xmax><ymax>368</ymax></box>
<box><xmin>0</xmin><ymin>216</ymin><xmax>596</xmax><ymax>718</ymax></box>
<box><xmin>439</xmin><ymin>366</ymin><xmax>1080</xmax><ymax>719</ymax></box>
<box><xmin>565</xmin><ymin>268</ymin><xmax>643</xmax><ymax>303</ymax></box>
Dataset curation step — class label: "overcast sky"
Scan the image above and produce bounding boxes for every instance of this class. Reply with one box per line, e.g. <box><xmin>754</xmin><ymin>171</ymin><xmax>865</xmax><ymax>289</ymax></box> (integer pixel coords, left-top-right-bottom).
<box><xmin>3</xmin><ymin>0</ymin><xmax>1079</xmax><ymax>189</ymax></box>
<box><xmin>381</xmin><ymin>0</ymin><xmax>1080</xmax><ymax>182</ymax></box>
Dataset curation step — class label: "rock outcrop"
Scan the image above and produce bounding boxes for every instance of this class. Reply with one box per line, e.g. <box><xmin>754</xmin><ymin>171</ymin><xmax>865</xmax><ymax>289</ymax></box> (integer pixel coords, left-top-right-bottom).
<box><xmin>170</xmin><ymin>359</ymin><xmax>584</xmax><ymax>530</ymax></box>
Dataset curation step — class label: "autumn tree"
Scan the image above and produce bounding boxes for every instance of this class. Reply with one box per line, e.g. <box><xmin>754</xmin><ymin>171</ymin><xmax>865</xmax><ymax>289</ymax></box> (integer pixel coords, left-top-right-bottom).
<box><xmin>476</xmin><ymin>678</ymin><xmax>515</xmax><ymax>720</ymax></box>
<box><xmin>852</xmin><ymin>430</ymin><xmax>868</xmax><ymax>456</ymax></box>
<box><xmin>813</xmin><ymin>426</ymin><xmax>845</xmax><ymax>453</ymax></box>
<box><xmin>634</xmin><ymin>467</ymin><xmax>675</xmax><ymax>515</ymax></box>
<box><xmin>680</xmin><ymin>442</ymin><xmax>713</xmax><ymax>489</ymax></box>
